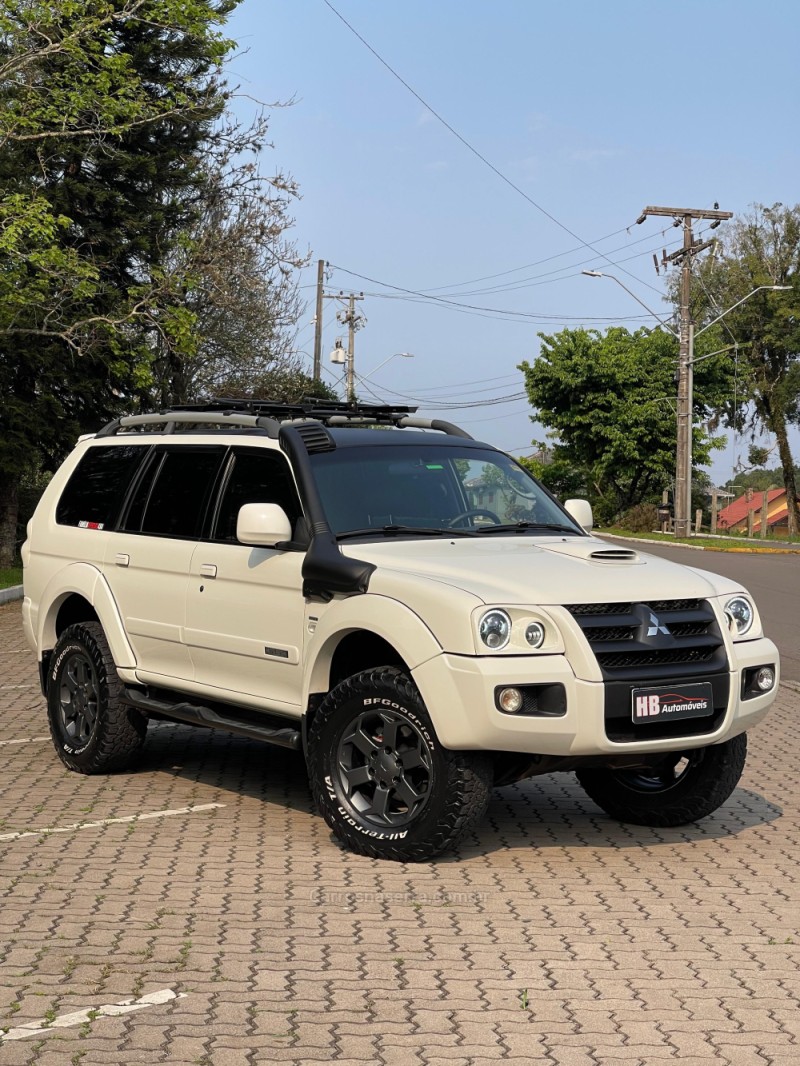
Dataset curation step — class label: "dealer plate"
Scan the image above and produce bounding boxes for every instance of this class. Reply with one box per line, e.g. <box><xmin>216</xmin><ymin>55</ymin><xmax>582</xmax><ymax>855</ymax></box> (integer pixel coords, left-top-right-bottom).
<box><xmin>631</xmin><ymin>682</ymin><xmax>714</xmax><ymax>724</ymax></box>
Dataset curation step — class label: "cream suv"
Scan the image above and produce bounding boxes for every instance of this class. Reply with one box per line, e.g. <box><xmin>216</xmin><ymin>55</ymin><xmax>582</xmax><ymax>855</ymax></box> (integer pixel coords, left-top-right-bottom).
<box><xmin>22</xmin><ymin>401</ymin><xmax>780</xmax><ymax>860</ymax></box>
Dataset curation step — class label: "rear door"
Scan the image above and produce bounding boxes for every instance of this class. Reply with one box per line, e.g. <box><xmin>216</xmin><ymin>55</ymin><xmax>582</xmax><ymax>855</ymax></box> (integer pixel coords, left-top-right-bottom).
<box><xmin>104</xmin><ymin>444</ymin><xmax>226</xmax><ymax>681</ymax></box>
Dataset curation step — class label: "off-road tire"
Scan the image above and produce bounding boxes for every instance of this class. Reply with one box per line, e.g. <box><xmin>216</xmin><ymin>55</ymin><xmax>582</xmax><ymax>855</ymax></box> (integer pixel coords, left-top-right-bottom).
<box><xmin>47</xmin><ymin>622</ymin><xmax>147</xmax><ymax>773</ymax></box>
<box><xmin>576</xmin><ymin>734</ymin><xmax>747</xmax><ymax>827</ymax></box>
<box><xmin>308</xmin><ymin>667</ymin><xmax>492</xmax><ymax>861</ymax></box>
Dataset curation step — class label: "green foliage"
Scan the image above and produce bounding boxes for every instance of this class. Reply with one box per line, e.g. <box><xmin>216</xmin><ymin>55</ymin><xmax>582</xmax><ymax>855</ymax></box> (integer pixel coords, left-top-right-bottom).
<box><xmin>208</xmin><ymin>364</ymin><xmax>338</xmax><ymax>404</ymax></box>
<box><xmin>519</xmin><ymin>327</ymin><xmax>728</xmax><ymax>522</ymax></box>
<box><xmin>686</xmin><ymin>203</ymin><xmax>800</xmax><ymax>532</ymax></box>
<box><xmin>0</xmin><ymin>0</ymin><xmax>247</xmax><ymax>564</ymax></box>
<box><xmin>618</xmin><ymin>503</ymin><xmax>660</xmax><ymax>534</ymax></box>
<box><xmin>723</xmin><ymin>465</ymin><xmax>797</xmax><ymax>496</ymax></box>
<box><xmin>516</xmin><ymin>454</ymin><xmax>587</xmax><ymax>505</ymax></box>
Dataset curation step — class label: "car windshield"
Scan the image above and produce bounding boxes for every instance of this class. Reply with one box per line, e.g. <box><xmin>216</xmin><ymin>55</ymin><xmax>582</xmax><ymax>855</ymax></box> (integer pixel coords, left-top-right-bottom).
<box><xmin>309</xmin><ymin>443</ymin><xmax>582</xmax><ymax>537</ymax></box>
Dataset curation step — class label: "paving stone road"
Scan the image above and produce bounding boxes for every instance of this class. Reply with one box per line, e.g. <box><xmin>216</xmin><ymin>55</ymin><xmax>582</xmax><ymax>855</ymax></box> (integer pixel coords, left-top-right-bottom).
<box><xmin>1</xmin><ymin>601</ymin><xmax>798</xmax><ymax>1066</ymax></box>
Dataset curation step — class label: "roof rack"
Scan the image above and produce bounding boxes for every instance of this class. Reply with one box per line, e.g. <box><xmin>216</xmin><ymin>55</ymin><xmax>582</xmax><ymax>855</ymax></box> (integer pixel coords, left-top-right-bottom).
<box><xmin>95</xmin><ymin>398</ymin><xmax>473</xmax><ymax>440</ymax></box>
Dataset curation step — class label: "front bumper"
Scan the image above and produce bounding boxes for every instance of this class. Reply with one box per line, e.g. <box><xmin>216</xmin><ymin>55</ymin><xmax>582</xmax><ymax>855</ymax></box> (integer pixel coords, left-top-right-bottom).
<box><xmin>411</xmin><ymin>635</ymin><xmax>779</xmax><ymax>756</ymax></box>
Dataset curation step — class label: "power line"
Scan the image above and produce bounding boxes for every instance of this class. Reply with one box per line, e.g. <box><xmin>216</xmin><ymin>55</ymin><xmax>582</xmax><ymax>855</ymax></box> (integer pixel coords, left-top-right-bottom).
<box><xmin>425</xmin><ymin>227</ymin><xmax>683</xmax><ymax>297</ymax></box>
<box><xmin>321</xmin><ymin>0</ymin><xmax>664</xmax><ymax>295</ymax></box>
<box><xmin>417</xmin><ymin>224</ymin><xmax>636</xmax><ymax>292</ymax></box>
<box><xmin>330</xmin><ymin>264</ymin><xmax>654</xmax><ymax>324</ymax></box>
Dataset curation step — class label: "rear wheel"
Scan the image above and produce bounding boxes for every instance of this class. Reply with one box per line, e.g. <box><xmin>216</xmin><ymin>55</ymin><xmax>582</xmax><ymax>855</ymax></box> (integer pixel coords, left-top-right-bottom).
<box><xmin>308</xmin><ymin>667</ymin><xmax>492</xmax><ymax>861</ymax></box>
<box><xmin>47</xmin><ymin>622</ymin><xmax>147</xmax><ymax>773</ymax></box>
<box><xmin>575</xmin><ymin>734</ymin><xmax>747</xmax><ymax>827</ymax></box>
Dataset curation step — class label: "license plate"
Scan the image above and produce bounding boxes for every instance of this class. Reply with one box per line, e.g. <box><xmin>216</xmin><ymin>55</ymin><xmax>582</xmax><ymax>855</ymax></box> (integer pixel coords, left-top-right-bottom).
<box><xmin>631</xmin><ymin>683</ymin><xmax>714</xmax><ymax>723</ymax></box>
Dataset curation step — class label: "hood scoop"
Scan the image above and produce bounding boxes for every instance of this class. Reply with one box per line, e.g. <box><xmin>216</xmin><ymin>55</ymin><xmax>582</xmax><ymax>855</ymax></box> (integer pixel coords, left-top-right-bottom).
<box><xmin>589</xmin><ymin>547</ymin><xmax>639</xmax><ymax>562</ymax></box>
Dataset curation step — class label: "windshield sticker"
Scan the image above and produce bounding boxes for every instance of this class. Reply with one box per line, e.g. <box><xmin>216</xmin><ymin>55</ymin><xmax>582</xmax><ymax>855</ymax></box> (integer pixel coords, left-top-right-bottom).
<box><xmin>78</xmin><ymin>521</ymin><xmax>104</xmax><ymax>530</ymax></box>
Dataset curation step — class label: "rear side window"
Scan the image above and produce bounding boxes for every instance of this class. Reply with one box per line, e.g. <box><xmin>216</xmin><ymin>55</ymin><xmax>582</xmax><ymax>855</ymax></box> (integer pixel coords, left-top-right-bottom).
<box><xmin>56</xmin><ymin>445</ymin><xmax>149</xmax><ymax>529</ymax></box>
<box><xmin>213</xmin><ymin>448</ymin><xmax>302</xmax><ymax>542</ymax></box>
<box><xmin>122</xmin><ymin>447</ymin><xmax>225</xmax><ymax>539</ymax></box>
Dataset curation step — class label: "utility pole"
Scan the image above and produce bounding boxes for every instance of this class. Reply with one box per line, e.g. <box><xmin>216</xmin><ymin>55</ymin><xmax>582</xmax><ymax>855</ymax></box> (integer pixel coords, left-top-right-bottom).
<box><xmin>638</xmin><ymin>205</ymin><xmax>733</xmax><ymax>537</ymax></box>
<box><xmin>312</xmin><ymin>259</ymin><xmax>328</xmax><ymax>383</ymax></box>
<box><xmin>324</xmin><ymin>291</ymin><xmax>365</xmax><ymax>402</ymax></box>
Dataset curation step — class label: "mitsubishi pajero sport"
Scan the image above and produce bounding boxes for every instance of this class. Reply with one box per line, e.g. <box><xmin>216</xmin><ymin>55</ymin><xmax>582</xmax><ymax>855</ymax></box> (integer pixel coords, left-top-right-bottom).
<box><xmin>22</xmin><ymin>401</ymin><xmax>780</xmax><ymax>860</ymax></box>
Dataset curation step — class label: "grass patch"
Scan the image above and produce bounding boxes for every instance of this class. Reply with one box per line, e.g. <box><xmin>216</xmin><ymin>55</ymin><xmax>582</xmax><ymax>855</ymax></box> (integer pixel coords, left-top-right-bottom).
<box><xmin>601</xmin><ymin>527</ymin><xmax>798</xmax><ymax>552</ymax></box>
<box><xmin>0</xmin><ymin>567</ymin><xmax>22</xmax><ymax>589</ymax></box>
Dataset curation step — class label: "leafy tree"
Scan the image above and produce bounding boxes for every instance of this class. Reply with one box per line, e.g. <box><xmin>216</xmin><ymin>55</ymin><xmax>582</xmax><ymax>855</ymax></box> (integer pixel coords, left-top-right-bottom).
<box><xmin>159</xmin><ymin>114</ymin><xmax>309</xmax><ymax>405</ymax></box>
<box><xmin>723</xmin><ymin>464</ymin><xmax>798</xmax><ymax>497</ymax></box>
<box><xmin>0</xmin><ymin>2</ymin><xmax>308</xmax><ymax>564</ymax></box>
<box><xmin>519</xmin><ymin>327</ymin><xmax>729</xmax><ymax>524</ymax></box>
<box><xmin>685</xmin><ymin>203</ymin><xmax>800</xmax><ymax>534</ymax></box>
<box><xmin>209</xmin><ymin>364</ymin><xmax>338</xmax><ymax>404</ymax></box>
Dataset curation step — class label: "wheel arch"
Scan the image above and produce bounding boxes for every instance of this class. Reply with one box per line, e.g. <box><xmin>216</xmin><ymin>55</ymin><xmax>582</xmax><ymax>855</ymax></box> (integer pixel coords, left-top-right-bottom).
<box><xmin>38</xmin><ymin>564</ymin><xmax>137</xmax><ymax>671</ymax></box>
<box><xmin>303</xmin><ymin>595</ymin><xmax>443</xmax><ymax>725</ymax></box>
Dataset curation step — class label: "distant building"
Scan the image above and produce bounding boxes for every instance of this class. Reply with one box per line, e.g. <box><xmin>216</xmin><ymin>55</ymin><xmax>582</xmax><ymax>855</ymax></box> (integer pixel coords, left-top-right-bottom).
<box><xmin>716</xmin><ymin>487</ymin><xmax>796</xmax><ymax>534</ymax></box>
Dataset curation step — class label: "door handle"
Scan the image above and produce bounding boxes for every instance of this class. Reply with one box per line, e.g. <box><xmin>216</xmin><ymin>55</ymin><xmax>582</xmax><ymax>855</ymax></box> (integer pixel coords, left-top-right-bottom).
<box><xmin>199</xmin><ymin>564</ymin><xmax>217</xmax><ymax>578</ymax></box>
<box><xmin>115</xmin><ymin>553</ymin><xmax>130</xmax><ymax>568</ymax></box>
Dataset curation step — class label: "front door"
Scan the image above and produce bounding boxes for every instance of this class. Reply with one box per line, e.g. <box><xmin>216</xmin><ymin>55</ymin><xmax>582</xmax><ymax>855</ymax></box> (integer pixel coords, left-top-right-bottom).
<box><xmin>183</xmin><ymin>447</ymin><xmax>306</xmax><ymax>712</ymax></box>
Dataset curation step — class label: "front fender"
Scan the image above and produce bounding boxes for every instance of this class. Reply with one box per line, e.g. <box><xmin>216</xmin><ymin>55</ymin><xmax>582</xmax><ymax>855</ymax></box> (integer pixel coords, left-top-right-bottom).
<box><xmin>303</xmin><ymin>593</ymin><xmax>442</xmax><ymax>709</ymax></box>
<box><xmin>38</xmin><ymin>563</ymin><xmax>137</xmax><ymax>670</ymax></box>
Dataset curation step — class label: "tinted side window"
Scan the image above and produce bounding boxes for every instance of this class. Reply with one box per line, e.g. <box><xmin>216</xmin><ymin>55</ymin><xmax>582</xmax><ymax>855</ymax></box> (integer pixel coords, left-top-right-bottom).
<box><xmin>56</xmin><ymin>446</ymin><xmax>149</xmax><ymax>528</ymax></box>
<box><xmin>124</xmin><ymin>447</ymin><xmax>225</xmax><ymax>538</ymax></box>
<box><xmin>214</xmin><ymin>448</ymin><xmax>302</xmax><ymax>542</ymax></box>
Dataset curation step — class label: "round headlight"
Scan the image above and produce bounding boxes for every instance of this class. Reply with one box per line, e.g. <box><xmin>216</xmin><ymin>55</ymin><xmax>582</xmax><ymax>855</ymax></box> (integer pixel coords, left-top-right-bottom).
<box><xmin>479</xmin><ymin>609</ymin><xmax>511</xmax><ymax>650</ymax></box>
<box><xmin>725</xmin><ymin>596</ymin><xmax>754</xmax><ymax>636</ymax></box>
<box><xmin>525</xmin><ymin>621</ymin><xmax>545</xmax><ymax>648</ymax></box>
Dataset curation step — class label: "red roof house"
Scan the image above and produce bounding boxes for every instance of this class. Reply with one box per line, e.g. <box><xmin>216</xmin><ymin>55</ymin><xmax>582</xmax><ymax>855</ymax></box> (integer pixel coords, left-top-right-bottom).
<box><xmin>716</xmin><ymin>487</ymin><xmax>795</xmax><ymax>534</ymax></box>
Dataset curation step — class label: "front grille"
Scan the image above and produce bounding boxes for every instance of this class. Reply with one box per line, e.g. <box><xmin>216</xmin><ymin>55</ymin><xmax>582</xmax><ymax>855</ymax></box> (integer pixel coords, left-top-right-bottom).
<box><xmin>567</xmin><ymin>602</ymin><xmax>633</xmax><ymax>617</ymax></box>
<box><xmin>565</xmin><ymin>598</ymin><xmax>727</xmax><ymax>681</ymax></box>
<box><xmin>565</xmin><ymin>597</ymin><xmax>730</xmax><ymax>742</ymax></box>
<box><xmin>590</xmin><ymin>626</ymin><xmax>635</xmax><ymax>642</ymax></box>
<box><xmin>596</xmin><ymin>647</ymin><xmax>715</xmax><ymax>669</ymax></box>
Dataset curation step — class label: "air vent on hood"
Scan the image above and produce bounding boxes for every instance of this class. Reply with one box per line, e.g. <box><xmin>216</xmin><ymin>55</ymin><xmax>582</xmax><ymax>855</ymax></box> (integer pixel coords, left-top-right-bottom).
<box><xmin>589</xmin><ymin>548</ymin><xmax>638</xmax><ymax>561</ymax></box>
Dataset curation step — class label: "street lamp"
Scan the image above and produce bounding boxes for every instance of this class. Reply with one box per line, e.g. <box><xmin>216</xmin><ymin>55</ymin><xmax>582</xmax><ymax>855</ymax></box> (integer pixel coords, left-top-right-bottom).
<box><xmin>358</xmin><ymin>352</ymin><xmax>415</xmax><ymax>387</ymax></box>
<box><xmin>581</xmin><ymin>270</ymin><xmax>678</xmax><ymax>335</ymax></box>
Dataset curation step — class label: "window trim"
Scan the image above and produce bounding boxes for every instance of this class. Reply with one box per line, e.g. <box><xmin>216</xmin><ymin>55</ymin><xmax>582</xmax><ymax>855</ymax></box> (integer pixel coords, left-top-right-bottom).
<box><xmin>207</xmin><ymin>445</ymin><xmax>305</xmax><ymax>545</ymax></box>
<box><xmin>115</xmin><ymin>443</ymin><xmax>227</xmax><ymax>541</ymax></box>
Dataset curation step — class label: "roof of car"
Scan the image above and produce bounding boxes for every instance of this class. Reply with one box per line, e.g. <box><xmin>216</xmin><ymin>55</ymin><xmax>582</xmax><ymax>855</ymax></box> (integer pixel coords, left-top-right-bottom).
<box><xmin>326</xmin><ymin>427</ymin><xmax>492</xmax><ymax>450</ymax></box>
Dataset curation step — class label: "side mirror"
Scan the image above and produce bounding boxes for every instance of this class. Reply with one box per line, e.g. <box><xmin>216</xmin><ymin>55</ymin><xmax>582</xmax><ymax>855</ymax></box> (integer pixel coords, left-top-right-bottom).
<box><xmin>564</xmin><ymin>498</ymin><xmax>593</xmax><ymax>533</ymax></box>
<box><xmin>236</xmin><ymin>503</ymin><xmax>293</xmax><ymax>547</ymax></box>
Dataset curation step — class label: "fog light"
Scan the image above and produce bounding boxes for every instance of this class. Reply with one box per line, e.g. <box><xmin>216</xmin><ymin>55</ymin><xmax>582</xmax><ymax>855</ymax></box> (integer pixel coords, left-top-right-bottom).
<box><xmin>498</xmin><ymin>687</ymin><xmax>523</xmax><ymax>714</ymax></box>
<box><xmin>755</xmin><ymin>666</ymin><xmax>775</xmax><ymax>692</ymax></box>
<box><xmin>525</xmin><ymin>622</ymin><xmax>545</xmax><ymax>648</ymax></box>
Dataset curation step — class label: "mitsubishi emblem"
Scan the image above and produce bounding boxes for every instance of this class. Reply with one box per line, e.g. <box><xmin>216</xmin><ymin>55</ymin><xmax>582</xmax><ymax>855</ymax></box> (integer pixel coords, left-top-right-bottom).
<box><xmin>647</xmin><ymin>611</ymin><xmax>671</xmax><ymax>637</ymax></box>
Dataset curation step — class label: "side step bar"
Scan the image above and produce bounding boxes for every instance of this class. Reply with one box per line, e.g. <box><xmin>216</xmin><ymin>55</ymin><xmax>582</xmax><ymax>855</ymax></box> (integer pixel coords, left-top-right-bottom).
<box><xmin>122</xmin><ymin>686</ymin><xmax>302</xmax><ymax>751</ymax></box>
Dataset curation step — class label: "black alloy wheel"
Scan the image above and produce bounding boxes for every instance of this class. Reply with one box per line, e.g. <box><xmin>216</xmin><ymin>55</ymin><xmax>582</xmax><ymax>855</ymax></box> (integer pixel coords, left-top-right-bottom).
<box><xmin>333</xmin><ymin>707</ymin><xmax>434</xmax><ymax>829</ymax></box>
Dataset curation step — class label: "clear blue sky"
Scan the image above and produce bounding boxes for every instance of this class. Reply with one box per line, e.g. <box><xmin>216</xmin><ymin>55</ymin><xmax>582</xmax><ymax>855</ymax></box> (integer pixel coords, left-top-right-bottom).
<box><xmin>224</xmin><ymin>0</ymin><xmax>800</xmax><ymax>486</ymax></box>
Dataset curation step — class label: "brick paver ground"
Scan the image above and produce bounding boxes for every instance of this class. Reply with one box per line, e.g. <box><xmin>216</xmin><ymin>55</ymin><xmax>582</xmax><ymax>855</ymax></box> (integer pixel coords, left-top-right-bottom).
<box><xmin>1</xmin><ymin>601</ymin><xmax>798</xmax><ymax>1065</ymax></box>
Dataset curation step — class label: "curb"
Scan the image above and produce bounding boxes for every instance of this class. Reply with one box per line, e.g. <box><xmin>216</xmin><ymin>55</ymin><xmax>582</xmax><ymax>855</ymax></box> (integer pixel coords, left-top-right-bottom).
<box><xmin>597</xmin><ymin>534</ymin><xmax>800</xmax><ymax>555</ymax></box>
<box><xmin>780</xmin><ymin>679</ymin><xmax>800</xmax><ymax>695</ymax></box>
<box><xmin>0</xmin><ymin>585</ymin><xmax>23</xmax><ymax>605</ymax></box>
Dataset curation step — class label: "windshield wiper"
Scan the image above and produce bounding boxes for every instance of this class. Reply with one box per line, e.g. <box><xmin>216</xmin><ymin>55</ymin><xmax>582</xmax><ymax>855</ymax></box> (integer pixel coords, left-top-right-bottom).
<box><xmin>337</xmin><ymin>525</ymin><xmax>476</xmax><ymax>541</ymax></box>
<box><xmin>475</xmin><ymin>521</ymin><xmax>581</xmax><ymax>535</ymax></box>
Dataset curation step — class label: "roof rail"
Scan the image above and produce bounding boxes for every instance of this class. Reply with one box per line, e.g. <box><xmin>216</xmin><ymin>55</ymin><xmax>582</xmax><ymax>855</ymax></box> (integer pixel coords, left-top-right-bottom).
<box><xmin>95</xmin><ymin>398</ymin><xmax>472</xmax><ymax>439</ymax></box>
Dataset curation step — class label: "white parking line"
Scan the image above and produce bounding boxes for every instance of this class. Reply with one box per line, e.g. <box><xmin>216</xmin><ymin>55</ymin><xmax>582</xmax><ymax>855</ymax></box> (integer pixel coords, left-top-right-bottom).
<box><xmin>0</xmin><ymin>803</ymin><xmax>225</xmax><ymax>842</ymax></box>
<box><xmin>0</xmin><ymin>736</ymin><xmax>50</xmax><ymax>748</ymax></box>
<box><xmin>1</xmin><ymin>988</ymin><xmax>187</xmax><ymax>1041</ymax></box>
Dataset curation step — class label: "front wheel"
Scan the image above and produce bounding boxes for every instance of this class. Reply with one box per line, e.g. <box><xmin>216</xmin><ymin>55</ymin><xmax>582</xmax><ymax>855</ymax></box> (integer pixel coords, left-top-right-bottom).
<box><xmin>575</xmin><ymin>734</ymin><xmax>747</xmax><ymax>827</ymax></box>
<box><xmin>47</xmin><ymin>622</ymin><xmax>147</xmax><ymax>774</ymax></box>
<box><xmin>308</xmin><ymin>667</ymin><xmax>492</xmax><ymax>861</ymax></box>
